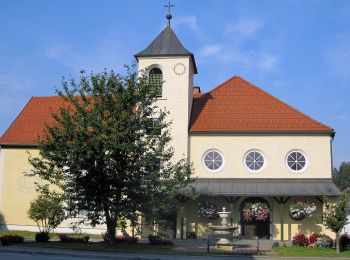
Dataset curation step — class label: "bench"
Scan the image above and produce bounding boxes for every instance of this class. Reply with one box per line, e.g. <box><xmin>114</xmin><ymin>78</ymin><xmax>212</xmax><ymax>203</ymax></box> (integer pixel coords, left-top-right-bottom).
<box><xmin>207</xmin><ymin>234</ymin><xmax>259</xmax><ymax>254</ymax></box>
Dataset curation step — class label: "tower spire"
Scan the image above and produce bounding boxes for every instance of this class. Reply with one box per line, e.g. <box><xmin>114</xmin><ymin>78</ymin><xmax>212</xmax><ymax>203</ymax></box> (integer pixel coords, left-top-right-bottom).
<box><xmin>164</xmin><ymin>1</ymin><xmax>175</xmax><ymax>27</ymax></box>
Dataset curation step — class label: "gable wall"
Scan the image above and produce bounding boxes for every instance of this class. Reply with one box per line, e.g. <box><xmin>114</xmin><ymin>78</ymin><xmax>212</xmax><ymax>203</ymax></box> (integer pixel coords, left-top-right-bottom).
<box><xmin>189</xmin><ymin>135</ymin><xmax>332</xmax><ymax>179</ymax></box>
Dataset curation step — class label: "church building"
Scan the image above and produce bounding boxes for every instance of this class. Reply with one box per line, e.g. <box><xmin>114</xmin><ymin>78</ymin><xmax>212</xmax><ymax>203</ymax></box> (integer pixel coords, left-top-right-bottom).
<box><xmin>0</xmin><ymin>13</ymin><xmax>340</xmax><ymax>241</ymax></box>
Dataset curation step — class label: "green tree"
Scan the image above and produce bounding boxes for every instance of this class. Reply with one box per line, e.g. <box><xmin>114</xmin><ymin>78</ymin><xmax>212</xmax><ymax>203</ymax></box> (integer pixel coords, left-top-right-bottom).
<box><xmin>27</xmin><ymin>194</ymin><xmax>65</xmax><ymax>234</ymax></box>
<box><xmin>334</xmin><ymin>162</ymin><xmax>350</xmax><ymax>191</ymax></box>
<box><xmin>28</xmin><ymin>66</ymin><xmax>195</xmax><ymax>244</ymax></box>
<box><xmin>322</xmin><ymin>190</ymin><xmax>349</xmax><ymax>254</ymax></box>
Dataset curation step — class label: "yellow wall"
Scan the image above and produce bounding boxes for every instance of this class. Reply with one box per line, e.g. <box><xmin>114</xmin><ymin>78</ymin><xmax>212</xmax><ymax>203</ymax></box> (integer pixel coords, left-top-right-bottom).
<box><xmin>189</xmin><ymin>135</ymin><xmax>332</xmax><ymax>179</ymax></box>
<box><xmin>0</xmin><ymin>148</ymin><xmax>39</xmax><ymax>226</ymax></box>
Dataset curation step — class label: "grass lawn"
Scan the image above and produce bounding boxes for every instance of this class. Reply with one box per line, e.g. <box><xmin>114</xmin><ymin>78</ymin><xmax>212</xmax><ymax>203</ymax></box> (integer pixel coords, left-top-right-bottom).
<box><xmin>274</xmin><ymin>246</ymin><xmax>350</xmax><ymax>257</ymax></box>
<box><xmin>0</xmin><ymin>230</ymin><xmax>102</xmax><ymax>240</ymax></box>
<box><xmin>22</xmin><ymin>241</ymin><xmax>175</xmax><ymax>254</ymax></box>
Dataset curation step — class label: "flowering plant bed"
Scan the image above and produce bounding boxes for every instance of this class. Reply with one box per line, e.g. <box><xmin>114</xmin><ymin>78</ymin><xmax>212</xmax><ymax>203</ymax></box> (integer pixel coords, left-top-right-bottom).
<box><xmin>197</xmin><ymin>202</ymin><xmax>219</xmax><ymax>220</ymax></box>
<box><xmin>289</xmin><ymin>200</ymin><xmax>316</xmax><ymax>220</ymax></box>
<box><xmin>242</xmin><ymin>202</ymin><xmax>270</xmax><ymax>221</ymax></box>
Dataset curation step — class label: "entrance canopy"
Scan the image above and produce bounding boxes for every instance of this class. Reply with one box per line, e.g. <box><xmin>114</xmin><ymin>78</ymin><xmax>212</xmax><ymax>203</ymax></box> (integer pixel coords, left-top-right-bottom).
<box><xmin>194</xmin><ymin>178</ymin><xmax>340</xmax><ymax>197</ymax></box>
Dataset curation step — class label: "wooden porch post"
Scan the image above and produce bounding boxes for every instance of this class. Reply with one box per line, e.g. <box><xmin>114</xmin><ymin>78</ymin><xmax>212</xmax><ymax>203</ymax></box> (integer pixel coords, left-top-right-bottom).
<box><xmin>273</xmin><ymin>196</ymin><xmax>290</xmax><ymax>241</ymax></box>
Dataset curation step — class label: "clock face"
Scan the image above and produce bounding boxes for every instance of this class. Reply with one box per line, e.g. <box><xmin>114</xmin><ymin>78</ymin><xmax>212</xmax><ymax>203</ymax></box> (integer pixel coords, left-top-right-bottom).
<box><xmin>173</xmin><ymin>63</ymin><xmax>186</xmax><ymax>76</ymax></box>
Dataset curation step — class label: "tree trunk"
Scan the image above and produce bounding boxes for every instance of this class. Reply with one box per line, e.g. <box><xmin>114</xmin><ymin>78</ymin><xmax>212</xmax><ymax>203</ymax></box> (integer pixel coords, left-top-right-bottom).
<box><xmin>103</xmin><ymin>203</ymin><xmax>117</xmax><ymax>244</ymax></box>
<box><xmin>336</xmin><ymin>231</ymin><xmax>340</xmax><ymax>254</ymax></box>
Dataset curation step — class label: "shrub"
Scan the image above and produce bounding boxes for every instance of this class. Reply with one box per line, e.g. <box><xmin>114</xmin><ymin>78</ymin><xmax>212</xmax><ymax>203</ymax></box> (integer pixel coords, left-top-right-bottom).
<box><xmin>308</xmin><ymin>232</ymin><xmax>319</xmax><ymax>244</ymax></box>
<box><xmin>316</xmin><ymin>234</ymin><xmax>333</xmax><ymax>248</ymax></box>
<box><xmin>148</xmin><ymin>235</ymin><xmax>174</xmax><ymax>245</ymax></box>
<box><xmin>58</xmin><ymin>234</ymin><xmax>89</xmax><ymax>243</ymax></box>
<box><xmin>186</xmin><ymin>231</ymin><xmax>197</xmax><ymax>239</ymax></box>
<box><xmin>28</xmin><ymin>195</ymin><xmax>64</xmax><ymax>234</ymax></box>
<box><xmin>340</xmin><ymin>233</ymin><xmax>350</xmax><ymax>249</ymax></box>
<box><xmin>35</xmin><ymin>232</ymin><xmax>50</xmax><ymax>242</ymax></box>
<box><xmin>292</xmin><ymin>233</ymin><xmax>309</xmax><ymax>247</ymax></box>
<box><xmin>0</xmin><ymin>235</ymin><xmax>24</xmax><ymax>245</ymax></box>
<box><xmin>115</xmin><ymin>235</ymin><xmax>128</xmax><ymax>243</ymax></box>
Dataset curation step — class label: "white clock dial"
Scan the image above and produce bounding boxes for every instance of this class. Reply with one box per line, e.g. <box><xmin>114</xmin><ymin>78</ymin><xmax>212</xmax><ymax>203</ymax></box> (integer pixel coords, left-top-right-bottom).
<box><xmin>173</xmin><ymin>63</ymin><xmax>186</xmax><ymax>76</ymax></box>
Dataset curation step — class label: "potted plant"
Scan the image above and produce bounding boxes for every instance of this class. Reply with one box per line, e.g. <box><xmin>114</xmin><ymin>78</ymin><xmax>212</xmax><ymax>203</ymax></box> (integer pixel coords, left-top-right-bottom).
<box><xmin>289</xmin><ymin>200</ymin><xmax>316</xmax><ymax>220</ymax></box>
<box><xmin>243</xmin><ymin>202</ymin><xmax>270</xmax><ymax>221</ymax></box>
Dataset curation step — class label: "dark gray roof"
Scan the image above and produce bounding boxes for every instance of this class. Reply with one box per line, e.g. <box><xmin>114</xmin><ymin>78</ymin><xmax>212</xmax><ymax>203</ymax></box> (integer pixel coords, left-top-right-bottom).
<box><xmin>135</xmin><ymin>26</ymin><xmax>197</xmax><ymax>74</ymax></box>
<box><xmin>194</xmin><ymin>178</ymin><xmax>341</xmax><ymax>196</ymax></box>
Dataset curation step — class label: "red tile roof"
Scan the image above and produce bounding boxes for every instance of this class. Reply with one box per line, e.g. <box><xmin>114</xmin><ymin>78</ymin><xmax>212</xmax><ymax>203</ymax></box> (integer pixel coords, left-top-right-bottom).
<box><xmin>0</xmin><ymin>76</ymin><xmax>333</xmax><ymax>145</ymax></box>
<box><xmin>0</xmin><ymin>96</ymin><xmax>68</xmax><ymax>145</ymax></box>
<box><xmin>189</xmin><ymin>76</ymin><xmax>333</xmax><ymax>133</ymax></box>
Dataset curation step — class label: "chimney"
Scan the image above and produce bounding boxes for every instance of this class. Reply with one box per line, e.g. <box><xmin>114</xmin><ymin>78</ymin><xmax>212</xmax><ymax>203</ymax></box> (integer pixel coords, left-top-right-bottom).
<box><xmin>193</xmin><ymin>86</ymin><xmax>201</xmax><ymax>94</ymax></box>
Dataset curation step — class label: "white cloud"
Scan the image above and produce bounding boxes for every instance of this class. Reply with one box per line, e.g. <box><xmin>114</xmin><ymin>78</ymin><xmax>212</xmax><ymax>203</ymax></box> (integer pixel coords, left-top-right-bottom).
<box><xmin>256</xmin><ymin>53</ymin><xmax>279</xmax><ymax>72</ymax></box>
<box><xmin>173</xmin><ymin>15</ymin><xmax>199</xmax><ymax>31</ymax></box>
<box><xmin>0</xmin><ymin>74</ymin><xmax>35</xmax><ymax>92</ymax></box>
<box><xmin>45</xmin><ymin>34</ymin><xmax>129</xmax><ymax>73</ymax></box>
<box><xmin>225</xmin><ymin>18</ymin><xmax>264</xmax><ymax>37</ymax></box>
<box><xmin>199</xmin><ymin>45</ymin><xmax>222</xmax><ymax>57</ymax></box>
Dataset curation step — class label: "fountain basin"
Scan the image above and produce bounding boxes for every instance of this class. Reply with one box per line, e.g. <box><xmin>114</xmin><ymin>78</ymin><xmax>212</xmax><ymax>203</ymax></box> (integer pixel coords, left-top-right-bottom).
<box><xmin>209</xmin><ymin>226</ymin><xmax>238</xmax><ymax>235</ymax></box>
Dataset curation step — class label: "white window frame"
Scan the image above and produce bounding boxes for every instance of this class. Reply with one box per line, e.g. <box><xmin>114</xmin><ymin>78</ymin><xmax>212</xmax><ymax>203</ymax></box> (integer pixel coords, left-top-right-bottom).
<box><xmin>202</xmin><ymin>149</ymin><xmax>225</xmax><ymax>174</ymax></box>
<box><xmin>285</xmin><ymin>149</ymin><xmax>309</xmax><ymax>174</ymax></box>
<box><xmin>243</xmin><ymin>149</ymin><xmax>266</xmax><ymax>173</ymax></box>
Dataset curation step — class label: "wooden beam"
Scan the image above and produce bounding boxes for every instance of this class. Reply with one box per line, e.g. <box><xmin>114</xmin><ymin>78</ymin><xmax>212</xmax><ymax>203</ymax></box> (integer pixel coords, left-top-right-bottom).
<box><xmin>224</xmin><ymin>196</ymin><xmax>240</xmax><ymax>204</ymax></box>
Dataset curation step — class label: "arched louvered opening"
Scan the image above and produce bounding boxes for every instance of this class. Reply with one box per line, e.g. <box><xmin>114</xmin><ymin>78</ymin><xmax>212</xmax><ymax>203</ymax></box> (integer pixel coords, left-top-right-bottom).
<box><xmin>149</xmin><ymin>67</ymin><xmax>163</xmax><ymax>97</ymax></box>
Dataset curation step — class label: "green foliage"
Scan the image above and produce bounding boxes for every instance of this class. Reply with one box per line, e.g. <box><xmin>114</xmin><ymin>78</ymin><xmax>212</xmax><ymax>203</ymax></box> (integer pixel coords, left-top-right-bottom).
<box><xmin>28</xmin><ymin>65</ymin><xmax>195</xmax><ymax>243</ymax></box>
<box><xmin>58</xmin><ymin>234</ymin><xmax>89</xmax><ymax>243</ymax></box>
<box><xmin>334</xmin><ymin>162</ymin><xmax>350</xmax><ymax>191</ymax></box>
<box><xmin>148</xmin><ymin>234</ymin><xmax>174</xmax><ymax>245</ymax></box>
<box><xmin>27</xmin><ymin>195</ymin><xmax>64</xmax><ymax>234</ymax></box>
<box><xmin>35</xmin><ymin>232</ymin><xmax>50</xmax><ymax>242</ymax></box>
<box><xmin>322</xmin><ymin>190</ymin><xmax>350</xmax><ymax>253</ymax></box>
<box><xmin>0</xmin><ymin>234</ymin><xmax>24</xmax><ymax>245</ymax></box>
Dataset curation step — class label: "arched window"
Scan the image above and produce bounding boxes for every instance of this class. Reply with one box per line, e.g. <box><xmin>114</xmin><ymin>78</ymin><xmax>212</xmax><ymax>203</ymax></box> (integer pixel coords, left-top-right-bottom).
<box><xmin>149</xmin><ymin>68</ymin><xmax>163</xmax><ymax>97</ymax></box>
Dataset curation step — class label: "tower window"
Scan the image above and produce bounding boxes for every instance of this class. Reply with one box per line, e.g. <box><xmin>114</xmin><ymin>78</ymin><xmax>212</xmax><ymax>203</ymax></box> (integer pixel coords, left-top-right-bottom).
<box><xmin>149</xmin><ymin>68</ymin><xmax>163</xmax><ymax>97</ymax></box>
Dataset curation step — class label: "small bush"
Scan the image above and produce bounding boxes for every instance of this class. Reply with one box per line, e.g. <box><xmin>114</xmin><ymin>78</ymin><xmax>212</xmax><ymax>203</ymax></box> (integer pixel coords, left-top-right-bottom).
<box><xmin>58</xmin><ymin>234</ymin><xmax>89</xmax><ymax>243</ymax></box>
<box><xmin>315</xmin><ymin>234</ymin><xmax>333</xmax><ymax>248</ymax></box>
<box><xmin>308</xmin><ymin>232</ymin><xmax>319</xmax><ymax>244</ymax></box>
<box><xmin>340</xmin><ymin>233</ymin><xmax>350</xmax><ymax>249</ymax></box>
<box><xmin>0</xmin><ymin>234</ymin><xmax>24</xmax><ymax>245</ymax></box>
<box><xmin>186</xmin><ymin>231</ymin><xmax>197</xmax><ymax>239</ymax></box>
<box><xmin>126</xmin><ymin>236</ymin><xmax>138</xmax><ymax>244</ymax></box>
<box><xmin>35</xmin><ymin>232</ymin><xmax>50</xmax><ymax>242</ymax></box>
<box><xmin>272</xmin><ymin>241</ymin><xmax>279</xmax><ymax>248</ymax></box>
<box><xmin>148</xmin><ymin>235</ymin><xmax>174</xmax><ymax>245</ymax></box>
<box><xmin>292</xmin><ymin>233</ymin><xmax>309</xmax><ymax>247</ymax></box>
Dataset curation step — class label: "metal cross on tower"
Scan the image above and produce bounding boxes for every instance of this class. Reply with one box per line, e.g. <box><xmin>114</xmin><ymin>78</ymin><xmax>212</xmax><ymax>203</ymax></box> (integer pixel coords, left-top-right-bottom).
<box><xmin>164</xmin><ymin>1</ymin><xmax>175</xmax><ymax>27</ymax></box>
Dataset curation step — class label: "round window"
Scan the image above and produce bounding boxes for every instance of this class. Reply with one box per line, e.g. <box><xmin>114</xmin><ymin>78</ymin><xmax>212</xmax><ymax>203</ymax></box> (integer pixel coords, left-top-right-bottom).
<box><xmin>244</xmin><ymin>150</ymin><xmax>265</xmax><ymax>173</ymax></box>
<box><xmin>203</xmin><ymin>150</ymin><xmax>224</xmax><ymax>173</ymax></box>
<box><xmin>286</xmin><ymin>150</ymin><xmax>308</xmax><ymax>173</ymax></box>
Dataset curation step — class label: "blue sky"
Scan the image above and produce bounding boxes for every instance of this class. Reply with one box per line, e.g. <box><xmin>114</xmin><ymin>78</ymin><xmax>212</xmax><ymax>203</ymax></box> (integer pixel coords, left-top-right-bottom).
<box><xmin>0</xmin><ymin>0</ymin><xmax>349</xmax><ymax>167</ymax></box>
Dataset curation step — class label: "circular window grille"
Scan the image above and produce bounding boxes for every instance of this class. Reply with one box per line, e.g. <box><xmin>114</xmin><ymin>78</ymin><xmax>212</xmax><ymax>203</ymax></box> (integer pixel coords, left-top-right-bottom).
<box><xmin>203</xmin><ymin>150</ymin><xmax>224</xmax><ymax>173</ymax></box>
<box><xmin>286</xmin><ymin>150</ymin><xmax>308</xmax><ymax>173</ymax></box>
<box><xmin>244</xmin><ymin>150</ymin><xmax>265</xmax><ymax>172</ymax></box>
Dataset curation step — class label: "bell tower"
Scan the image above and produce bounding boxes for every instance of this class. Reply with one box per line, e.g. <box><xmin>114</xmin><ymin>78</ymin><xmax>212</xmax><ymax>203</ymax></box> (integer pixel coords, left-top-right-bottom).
<box><xmin>135</xmin><ymin>6</ymin><xmax>197</xmax><ymax>161</ymax></box>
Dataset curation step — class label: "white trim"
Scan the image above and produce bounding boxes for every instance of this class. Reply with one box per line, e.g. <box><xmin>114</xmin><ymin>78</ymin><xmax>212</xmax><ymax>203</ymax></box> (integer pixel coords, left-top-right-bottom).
<box><xmin>202</xmin><ymin>149</ymin><xmax>225</xmax><ymax>174</ymax></box>
<box><xmin>243</xmin><ymin>149</ymin><xmax>267</xmax><ymax>173</ymax></box>
<box><xmin>285</xmin><ymin>149</ymin><xmax>309</xmax><ymax>174</ymax></box>
<box><xmin>0</xmin><ymin>148</ymin><xmax>5</xmax><ymax>211</ymax></box>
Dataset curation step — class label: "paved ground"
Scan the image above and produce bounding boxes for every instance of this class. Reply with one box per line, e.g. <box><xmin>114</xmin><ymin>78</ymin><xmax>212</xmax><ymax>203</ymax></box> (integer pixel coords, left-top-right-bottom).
<box><xmin>1</xmin><ymin>239</ymin><xmax>349</xmax><ymax>260</ymax></box>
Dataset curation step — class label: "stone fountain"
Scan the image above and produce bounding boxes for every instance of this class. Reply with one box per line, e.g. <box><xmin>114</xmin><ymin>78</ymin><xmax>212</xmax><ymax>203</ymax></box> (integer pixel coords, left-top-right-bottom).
<box><xmin>209</xmin><ymin>207</ymin><xmax>238</xmax><ymax>248</ymax></box>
